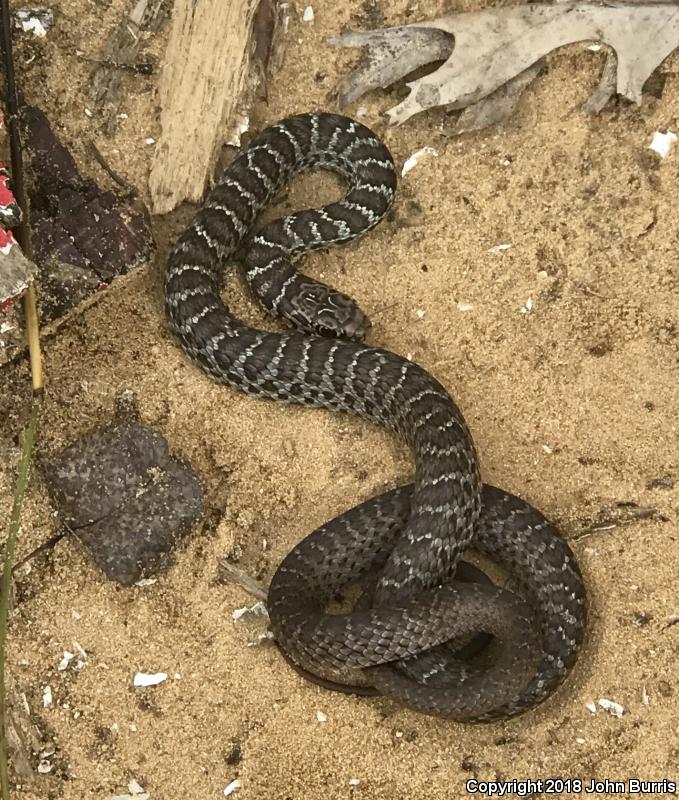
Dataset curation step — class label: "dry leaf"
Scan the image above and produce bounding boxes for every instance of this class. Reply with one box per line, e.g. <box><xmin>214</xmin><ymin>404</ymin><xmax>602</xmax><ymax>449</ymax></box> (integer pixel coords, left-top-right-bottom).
<box><xmin>330</xmin><ymin>2</ymin><xmax>679</xmax><ymax>128</ymax></box>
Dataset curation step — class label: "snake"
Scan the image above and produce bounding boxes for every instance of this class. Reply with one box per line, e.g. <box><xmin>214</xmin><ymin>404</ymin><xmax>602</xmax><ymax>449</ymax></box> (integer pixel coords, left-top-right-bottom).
<box><xmin>164</xmin><ymin>112</ymin><xmax>586</xmax><ymax>721</ymax></box>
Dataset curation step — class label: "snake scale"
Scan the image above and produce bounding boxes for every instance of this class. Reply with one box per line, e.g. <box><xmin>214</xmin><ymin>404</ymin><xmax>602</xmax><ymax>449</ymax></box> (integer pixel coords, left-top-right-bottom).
<box><xmin>164</xmin><ymin>112</ymin><xmax>586</xmax><ymax>721</ymax></box>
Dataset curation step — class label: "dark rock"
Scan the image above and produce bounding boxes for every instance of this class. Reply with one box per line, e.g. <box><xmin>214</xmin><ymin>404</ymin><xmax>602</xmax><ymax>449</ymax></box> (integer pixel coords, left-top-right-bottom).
<box><xmin>44</xmin><ymin>421</ymin><xmax>204</xmax><ymax>585</ymax></box>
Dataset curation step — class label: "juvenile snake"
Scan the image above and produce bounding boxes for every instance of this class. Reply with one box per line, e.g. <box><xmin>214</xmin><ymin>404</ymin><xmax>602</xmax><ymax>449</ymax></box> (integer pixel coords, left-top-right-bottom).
<box><xmin>164</xmin><ymin>112</ymin><xmax>586</xmax><ymax>720</ymax></box>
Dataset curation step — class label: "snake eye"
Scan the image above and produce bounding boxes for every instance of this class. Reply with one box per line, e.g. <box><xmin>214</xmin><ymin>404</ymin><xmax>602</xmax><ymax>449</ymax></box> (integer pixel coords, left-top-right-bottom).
<box><xmin>316</xmin><ymin>323</ymin><xmax>340</xmax><ymax>338</ymax></box>
<box><xmin>314</xmin><ymin>312</ymin><xmax>340</xmax><ymax>337</ymax></box>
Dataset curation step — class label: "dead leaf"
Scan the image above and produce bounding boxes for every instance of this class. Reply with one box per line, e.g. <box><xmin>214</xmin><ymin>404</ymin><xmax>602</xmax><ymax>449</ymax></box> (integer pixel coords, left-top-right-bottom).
<box><xmin>331</xmin><ymin>2</ymin><xmax>679</xmax><ymax>128</ymax></box>
<box><xmin>455</xmin><ymin>61</ymin><xmax>543</xmax><ymax>134</ymax></box>
<box><xmin>23</xmin><ymin>104</ymin><xmax>152</xmax><ymax>321</ymax></box>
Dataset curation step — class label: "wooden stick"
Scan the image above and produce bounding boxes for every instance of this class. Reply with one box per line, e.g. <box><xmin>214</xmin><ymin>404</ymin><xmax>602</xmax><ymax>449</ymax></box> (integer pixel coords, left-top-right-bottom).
<box><xmin>23</xmin><ymin>286</ymin><xmax>43</xmax><ymax>395</ymax></box>
<box><xmin>148</xmin><ymin>0</ymin><xmax>260</xmax><ymax>213</ymax></box>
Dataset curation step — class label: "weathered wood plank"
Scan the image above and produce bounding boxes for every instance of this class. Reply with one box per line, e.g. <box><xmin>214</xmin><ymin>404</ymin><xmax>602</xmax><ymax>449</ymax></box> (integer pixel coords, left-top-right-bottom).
<box><xmin>148</xmin><ymin>0</ymin><xmax>260</xmax><ymax>214</ymax></box>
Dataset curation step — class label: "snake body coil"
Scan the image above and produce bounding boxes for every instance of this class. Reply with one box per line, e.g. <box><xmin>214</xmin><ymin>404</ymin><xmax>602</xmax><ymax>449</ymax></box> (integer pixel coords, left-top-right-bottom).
<box><xmin>165</xmin><ymin>112</ymin><xmax>586</xmax><ymax>720</ymax></box>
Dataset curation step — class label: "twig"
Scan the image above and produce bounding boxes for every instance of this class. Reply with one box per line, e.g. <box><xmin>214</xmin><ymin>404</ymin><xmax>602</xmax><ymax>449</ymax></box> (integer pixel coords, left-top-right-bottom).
<box><xmin>11</xmin><ymin>517</ymin><xmax>113</xmax><ymax>573</ymax></box>
<box><xmin>11</xmin><ymin>530</ymin><xmax>67</xmax><ymax>573</ymax></box>
<box><xmin>23</xmin><ymin>286</ymin><xmax>43</xmax><ymax>395</ymax></box>
<box><xmin>217</xmin><ymin>559</ymin><xmax>268</xmax><ymax>601</ymax></box>
<box><xmin>370</xmin><ymin>300</ymin><xmax>401</xmax><ymax>319</ymax></box>
<box><xmin>575</xmin><ymin>505</ymin><xmax>658</xmax><ymax>539</ymax></box>
<box><xmin>88</xmin><ymin>140</ymin><xmax>138</xmax><ymax>197</ymax></box>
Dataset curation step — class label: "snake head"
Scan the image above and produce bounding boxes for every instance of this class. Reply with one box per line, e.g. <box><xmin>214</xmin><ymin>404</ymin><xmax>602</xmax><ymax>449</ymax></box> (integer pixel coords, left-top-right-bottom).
<box><xmin>286</xmin><ymin>281</ymin><xmax>371</xmax><ymax>341</ymax></box>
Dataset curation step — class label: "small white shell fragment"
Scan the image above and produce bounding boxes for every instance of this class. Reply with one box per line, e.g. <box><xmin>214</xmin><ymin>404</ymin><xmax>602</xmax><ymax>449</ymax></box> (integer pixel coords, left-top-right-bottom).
<box><xmin>112</xmin><ymin>795</ymin><xmax>149</xmax><ymax>800</ymax></box>
<box><xmin>575</xmin><ymin>737</ymin><xmax>586</xmax><ymax>744</ymax></box>
<box><xmin>588</xmin><ymin>43</ymin><xmax>602</xmax><ymax>51</ymax></box>
<box><xmin>42</xmin><ymin>686</ymin><xmax>53</xmax><ymax>707</ymax></box>
<box><xmin>348</xmin><ymin>778</ymin><xmax>361</xmax><ymax>787</ymax></box>
<box><xmin>224</xmin><ymin>779</ymin><xmax>241</xmax><ymax>796</ymax></box>
<box><xmin>542</xmin><ymin>444</ymin><xmax>553</xmax><ymax>454</ymax></box>
<box><xmin>487</xmin><ymin>243</ymin><xmax>512</xmax><ymax>254</ymax></box>
<box><xmin>585</xmin><ymin>701</ymin><xmax>597</xmax><ymax>713</ymax></box>
<box><xmin>58</xmin><ymin>651</ymin><xmax>74</xmax><ymax>671</ymax></box>
<box><xmin>245</xmin><ymin>631</ymin><xmax>274</xmax><ymax>646</ymax></box>
<box><xmin>598</xmin><ymin>698</ymin><xmax>624</xmax><ymax>717</ymax></box>
<box><xmin>145</xmin><ymin>137</ymin><xmax>156</xmax><ymax>145</ymax></box>
<box><xmin>112</xmin><ymin>793</ymin><xmax>149</xmax><ymax>800</ymax></box>
<box><xmin>401</xmin><ymin>147</ymin><xmax>439</xmax><ymax>176</ymax></box>
<box><xmin>37</xmin><ymin>760</ymin><xmax>53</xmax><ymax>774</ymax></box>
<box><xmin>520</xmin><ymin>298</ymin><xmax>534</xmax><ymax>315</ymax></box>
<box><xmin>232</xmin><ymin>601</ymin><xmax>270</xmax><ymax>622</ymax></box>
<box><xmin>302</xmin><ymin>5</ymin><xmax>314</xmax><ymax>22</ymax></box>
<box><xmin>226</xmin><ymin>116</ymin><xmax>251</xmax><ymax>147</ymax></box>
<box><xmin>133</xmin><ymin>671</ymin><xmax>168</xmax><ymax>687</ymax></box>
<box><xmin>135</xmin><ymin>578</ymin><xmax>157</xmax><ymax>587</ymax></box>
<box><xmin>415</xmin><ymin>309</ymin><xmax>425</xmax><ymax>319</ymax></box>
<box><xmin>84</xmin><ymin>108</ymin><xmax>93</xmax><ymax>118</ymax></box>
<box><xmin>316</xmin><ymin>710</ymin><xmax>327</xmax><ymax>722</ymax></box>
<box><xmin>71</xmin><ymin>609</ymin><xmax>81</xmax><ymax>620</ymax></box>
<box><xmin>128</xmin><ymin>780</ymin><xmax>146</xmax><ymax>795</ymax></box>
<box><xmin>456</xmin><ymin>302</ymin><xmax>474</xmax><ymax>312</ymax></box>
<box><xmin>642</xmin><ymin>686</ymin><xmax>650</xmax><ymax>705</ymax></box>
<box><xmin>15</xmin><ymin>8</ymin><xmax>53</xmax><ymax>36</ymax></box>
<box><xmin>648</xmin><ymin>130</ymin><xmax>676</xmax><ymax>158</ymax></box>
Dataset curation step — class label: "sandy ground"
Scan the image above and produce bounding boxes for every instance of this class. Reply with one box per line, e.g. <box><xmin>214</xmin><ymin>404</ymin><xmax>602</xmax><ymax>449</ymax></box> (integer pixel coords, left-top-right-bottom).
<box><xmin>1</xmin><ymin>0</ymin><xmax>678</xmax><ymax>798</ymax></box>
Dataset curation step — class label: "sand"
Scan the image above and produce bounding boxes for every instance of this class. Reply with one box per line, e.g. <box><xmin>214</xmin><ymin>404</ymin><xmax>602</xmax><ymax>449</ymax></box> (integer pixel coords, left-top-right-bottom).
<box><xmin>1</xmin><ymin>0</ymin><xmax>678</xmax><ymax>798</ymax></box>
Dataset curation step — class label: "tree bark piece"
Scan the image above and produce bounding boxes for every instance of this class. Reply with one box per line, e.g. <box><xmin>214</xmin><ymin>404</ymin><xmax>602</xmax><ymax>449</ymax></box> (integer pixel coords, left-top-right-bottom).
<box><xmin>148</xmin><ymin>0</ymin><xmax>260</xmax><ymax>214</ymax></box>
<box><xmin>90</xmin><ymin>0</ymin><xmax>168</xmax><ymax>136</ymax></box>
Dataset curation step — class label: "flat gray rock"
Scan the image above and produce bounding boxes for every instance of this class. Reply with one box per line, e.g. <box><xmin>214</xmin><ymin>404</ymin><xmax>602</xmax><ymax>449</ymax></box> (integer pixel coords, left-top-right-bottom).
<box><xmin>44</xmin><ymin>421</ymin><xmax>204</xmax><ymax>585</ymax></box>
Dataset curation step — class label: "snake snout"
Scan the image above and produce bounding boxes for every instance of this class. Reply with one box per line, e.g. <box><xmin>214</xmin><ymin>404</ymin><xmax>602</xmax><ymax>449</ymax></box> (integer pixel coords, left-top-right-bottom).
<box><xmin>342</xmin><ymin>308</ymin><xmax>371</xmax><ymax>341</ymax></box>
<box><xmin>303</xmin><ymin>288</ymin><xmax>371</xmax><ymax>342</ymax></box>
